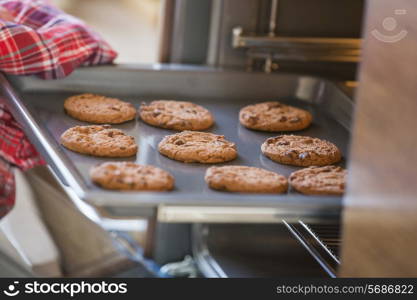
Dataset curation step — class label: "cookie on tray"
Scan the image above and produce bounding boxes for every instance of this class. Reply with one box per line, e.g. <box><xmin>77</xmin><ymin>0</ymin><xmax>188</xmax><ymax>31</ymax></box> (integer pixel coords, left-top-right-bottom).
<box><xmin>239</xmin><ymin>101</ymin><xmax>312</xmax><ymax>132</ymax></box>
<box><xmin>64</xmin><ymin>93</ymin><xmax>136</xmax><ymax>124</ymax></box>
<box><xmin>158</xmin><ymin>131</ymin><xmax>237</xmax><ymax>163</ymax></box>
<box><xmin>139</xmin><ymin>100</ymin><xmax>214</xmax><ymax>131</ymax></box>
<box><xmin>261</xmin><ymin>135</ymin><xmax>341</xmax><ymax>167</ymax></box>
<box><xmin>205</xmin><ymin>166</ymin><xmax>288</xmax><ymax>194</ymax></box>
<box><xmin>90</xmin><ymin>162</ymin><xmax>174</xmax><ymax>191</ymax></box>
<box><xmin>60</xmin><ymin>125</ymin><xmax>138</xmax><ymax>157</ymax></box>
<box><xmin>289</xmin><ymin>166</ymin><xmax>347</xmax><ymax>195</ymax></box>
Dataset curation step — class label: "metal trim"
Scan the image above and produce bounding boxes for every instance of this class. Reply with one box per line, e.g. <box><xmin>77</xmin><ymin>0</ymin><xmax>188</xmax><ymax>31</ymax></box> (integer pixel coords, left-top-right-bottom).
<box><xmin>158</xmin><ymin>205</ymin><xmax>339</xmax><ymax>224</ymax></box>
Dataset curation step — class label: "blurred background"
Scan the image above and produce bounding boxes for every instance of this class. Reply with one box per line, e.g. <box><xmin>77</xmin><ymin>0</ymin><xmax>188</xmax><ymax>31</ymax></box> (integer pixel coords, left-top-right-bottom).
<box><xmin>51</xmin><ymin>0</ymin><xmax>162</xmax><ymax>63</ymax></box>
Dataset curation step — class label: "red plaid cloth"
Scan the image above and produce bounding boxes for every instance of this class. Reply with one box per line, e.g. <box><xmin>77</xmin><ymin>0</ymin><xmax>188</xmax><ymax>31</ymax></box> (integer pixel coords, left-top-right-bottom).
<box><xmin>0</xmin><ymin>156</ymin><xmax>14</xmax><ymax>217</ymax></box>
<box><xmin>0</xmin><ymin>0</ymin><xmax>117</xmax><ymax>218</ymax></box>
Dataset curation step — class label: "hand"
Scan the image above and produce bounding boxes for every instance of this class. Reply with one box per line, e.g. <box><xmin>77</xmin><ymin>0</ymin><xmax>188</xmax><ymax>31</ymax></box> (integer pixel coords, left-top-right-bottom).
<box><xmin>0</xmin><ymin>7</ymin><xmax>14</xmax><ymax>22</ymax></box>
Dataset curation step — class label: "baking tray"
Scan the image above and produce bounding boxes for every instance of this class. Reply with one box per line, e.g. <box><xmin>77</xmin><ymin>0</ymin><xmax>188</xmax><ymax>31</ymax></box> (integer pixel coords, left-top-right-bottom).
<box><xmin>1</xmin><ymin>65</ymin><xmax>352</xmax><ymax>221</ymax></box>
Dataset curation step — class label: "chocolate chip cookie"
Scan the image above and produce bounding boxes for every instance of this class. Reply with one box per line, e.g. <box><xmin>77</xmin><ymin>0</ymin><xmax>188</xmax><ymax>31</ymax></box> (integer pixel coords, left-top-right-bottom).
<box><xmin>289</xmin><ymin>166</ymin><xmax>346</xmax><ymax>195</ymax></box>
<box><xmin>139</xmin><ymin>100</ymin><xmax>214</xmax><ymax>131</ymax></box>
<box><xmin>158</xmin><ymin>131</ymin><xmax>237</xmax><ymax>163</ymax></box>
<box><xmin>60</xmin><ymin>125</ymin><xmax>138</xmax><ymax>157</ymax></box>
<box><xmin>239</xmin><ymin>101</ymin><xmax>312</xmax><ymax>132</ymax></box>
<box><xmin>261</xmin><ymin>135</ymin><xmax>341</xmax><ymax>166</ymax></box>
<box><xmin>205</xmin><ymin>166</ymin><xmax>288</xmax><ymax>193</ymax></box>
<box><xmin>64</xmin><ymin>93</ymin><xmax>136</xmax><ymax>124</ymax></box>
<box><xmin>90</xmin><ymin>162</ymin><xmax>174</xmax><ymax>191</ymax></box>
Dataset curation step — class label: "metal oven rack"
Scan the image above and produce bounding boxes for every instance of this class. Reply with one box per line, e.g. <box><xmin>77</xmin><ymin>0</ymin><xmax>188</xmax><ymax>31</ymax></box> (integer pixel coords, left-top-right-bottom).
<box><xmin>191</xmin><ymin>221</ymin><xmax>341</xmax><ymax>278</ymax></box>
<box><xmin>2</xmin><ymin>65</ymin><xmax>352</xmax><ymax>277</ymax></box>
<box><xmin>192</xmin><ymin>221</ymin><xmax>340</xmax><ymax>278</ymax></box>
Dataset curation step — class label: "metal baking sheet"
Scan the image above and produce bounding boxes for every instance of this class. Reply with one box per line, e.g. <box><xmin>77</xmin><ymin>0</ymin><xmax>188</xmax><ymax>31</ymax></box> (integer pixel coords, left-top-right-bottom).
<box><xmin>1</xmin><ymin>65</ymin><xmax>352</xmax><ymax>220</ymax></box>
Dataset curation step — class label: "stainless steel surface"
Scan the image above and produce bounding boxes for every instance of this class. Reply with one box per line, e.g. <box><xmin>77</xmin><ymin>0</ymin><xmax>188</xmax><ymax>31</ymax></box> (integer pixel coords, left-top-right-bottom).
<box><xmin>169</xmin><ymin>0</ymin><xmax>212</xmax><ymax>65</ymax></box>
<box><xmin>264</xmin><ymin>0</ymin><xmax>279</xmax><ymax>73</ymax></box>
<box><xmin>283</xmin><ymin>220</ymin><xmax>340</xmax><ymax>278</ymax></box>
<box><xmin>158</xmin><ymin>206</ymin><xmax>338</xmax><ymax>224</ymax></box>
<box><xmin>233</xmin><ymin>32</ymin><xmax>361</xmax><ymax>50</ymax></box>
<box><xmin>207</xmin><ymin>0</ymin><xmax>261</xmax><ymax>68</ymax></box>
<box><xmin>2</xmin><ymin>65</ymin><xmax>352</xmax><ymax>221</ymax></box>
<box><xmin>307</xmin><ymin>222</ymin><xmax>341</xmax><ymax>260</ymax></box>
<box><xmin>247</xmin><ymin>48</ymin><xmax>360</xmax><ymax>64</ymax></box>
